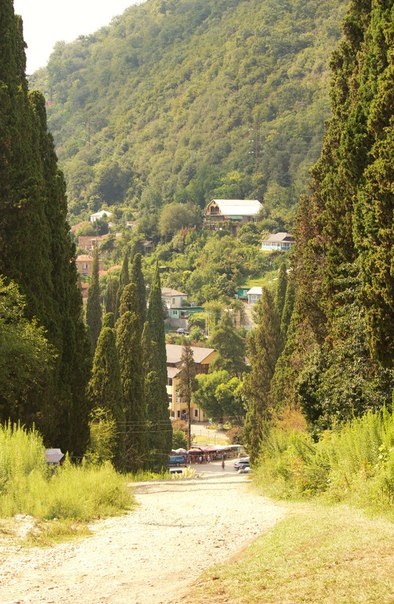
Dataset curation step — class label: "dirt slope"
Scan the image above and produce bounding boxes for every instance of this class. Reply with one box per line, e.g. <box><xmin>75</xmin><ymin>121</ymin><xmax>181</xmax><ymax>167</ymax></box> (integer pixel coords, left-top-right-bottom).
<box><xmin>0</xmin><ymin>468</ymin><xmax>285</xmax><ymax>604</ymax></box>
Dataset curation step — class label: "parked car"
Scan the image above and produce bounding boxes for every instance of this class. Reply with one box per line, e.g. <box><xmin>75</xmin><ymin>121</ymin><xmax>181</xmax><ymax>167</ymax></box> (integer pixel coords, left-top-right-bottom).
<box><xmin>234</xmin><ymin>456</ymin><xmax>250</xmax><ymax>470</ymax></box>
<box><xmin>238</xmin><ymin>465</ymin><xmax>250</xmax><ymax>474</ymax></box>
<box><xmin>176</xmin><ymin>327</ymin><xmax>189</xmax><ymax>335</ymax></box>
<box><xmin>168</xmin><ymin>454</ymin><xmax>187</xmax><ymax>467</ymax></box>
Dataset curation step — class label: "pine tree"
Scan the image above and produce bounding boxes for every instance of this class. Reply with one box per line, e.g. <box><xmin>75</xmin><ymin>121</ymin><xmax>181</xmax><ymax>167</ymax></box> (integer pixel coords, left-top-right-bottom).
<box><xmin>243</xmin><ymin>289</ymin><xmax>281</xmax><ymax>463</ymax></box>
<box><xmin>87</xmin><ymin>321</ymin><xmax>125</xmax><ymax>469</ymax></box>
<box><xmin>86</xmin><ymin>247</ymin><xmax>102</xmax><ymax>351</ymax></box>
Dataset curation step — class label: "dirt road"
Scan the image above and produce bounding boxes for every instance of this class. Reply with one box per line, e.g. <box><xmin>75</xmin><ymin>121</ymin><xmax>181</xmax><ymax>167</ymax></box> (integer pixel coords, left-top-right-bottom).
<box><xmin>0</xmin><ymin>465</ymin><xmax>285</xmax><ymax>604</ymax></box>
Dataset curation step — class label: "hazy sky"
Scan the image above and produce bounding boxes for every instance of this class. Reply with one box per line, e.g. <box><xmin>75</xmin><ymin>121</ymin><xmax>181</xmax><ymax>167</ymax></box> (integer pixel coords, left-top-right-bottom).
<box><xmin>14</xmin><ymin>0</ymin><xmax>143</xmax><ymax>73</ymax></box>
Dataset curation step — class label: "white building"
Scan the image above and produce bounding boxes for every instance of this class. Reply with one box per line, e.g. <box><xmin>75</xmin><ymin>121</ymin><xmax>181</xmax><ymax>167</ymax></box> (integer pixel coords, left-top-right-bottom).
<box><xmin>90</xmin><ymin>210</ymin><xmax>113</xmax><ymax>223</ymax></box>
<box><xmin>261</xmin><ymin>232</ymin><xmax>295</xmax><ymax>251</ymax></box>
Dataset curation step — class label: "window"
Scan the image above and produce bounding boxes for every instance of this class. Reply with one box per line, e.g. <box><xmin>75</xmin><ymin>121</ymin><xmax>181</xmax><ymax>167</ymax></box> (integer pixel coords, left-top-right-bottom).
<box><xmin>194</xmin><ymin>409</ymin><xmax>199</xmax><ymax>418</ymax></box>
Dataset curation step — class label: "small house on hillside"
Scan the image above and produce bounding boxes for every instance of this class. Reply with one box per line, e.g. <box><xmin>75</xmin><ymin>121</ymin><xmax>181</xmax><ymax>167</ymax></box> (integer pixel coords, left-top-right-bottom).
<box><xmin>166</xmin><ymin>344</ymin><xmax>217</xmax><ymax>422</ymax></box>
<box><xmin>204</xmin><ymin>199</ymin><xmax>262</xmax><ymax>234</ymax></box>
<box><xmin>77</xmin><ymin>234</ymin><xmax>108</xmax><ymax>252</ymax></box>
<box><xmin>162</xmin><ymin>288</ymin><xmax>188</xmax><ymax>309</ymax></box>
<box><xmin>90</xmin><ymin>210</ymin><xmax>113</xmax><ymax>224</ymax></box>
<box><xmin>75</xmin><ymin>254</ymin><xmax>104</xmax><ymax>277</ymax></box>
<box><xmin>75</xmin><ymin>255</ymin><xmax>93</xmax><ymax>277</ymax></box>
<box><xmin>247</xmin><ymin>286</ymin><xmax>263</xmax><ymax>305</ymax></box>
<box><xmin>261</xmin><ymin>232</ymin><xmax>295</xmax><ymax>251</ymax></box>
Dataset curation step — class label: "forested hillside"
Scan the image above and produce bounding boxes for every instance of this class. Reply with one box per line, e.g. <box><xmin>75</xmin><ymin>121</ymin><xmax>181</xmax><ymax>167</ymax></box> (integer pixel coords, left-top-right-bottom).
<box><xmin>31</xmin><ymin>0</ymin><xmax>347</xmax><ymax>225</ymax></box>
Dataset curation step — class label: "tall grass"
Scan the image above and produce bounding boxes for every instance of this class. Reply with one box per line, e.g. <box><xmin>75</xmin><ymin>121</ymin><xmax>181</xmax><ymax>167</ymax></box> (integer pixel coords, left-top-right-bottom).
<box><xmin>0</xmin><ymin>423</ymin><xmax>134</xmax><ymax>523</ymax></box>
<box><xmin>254</xmin><ymin>408</ymin><xmax>394</xmax><ymax>519</ymax></box>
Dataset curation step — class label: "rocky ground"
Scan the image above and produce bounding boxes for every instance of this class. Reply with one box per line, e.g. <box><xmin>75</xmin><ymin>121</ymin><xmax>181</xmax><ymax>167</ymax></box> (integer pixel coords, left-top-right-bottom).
<box><xmin>0</xmin><ymin>463</ymin><xmax>285</xmax><ymax>604</ymax></box>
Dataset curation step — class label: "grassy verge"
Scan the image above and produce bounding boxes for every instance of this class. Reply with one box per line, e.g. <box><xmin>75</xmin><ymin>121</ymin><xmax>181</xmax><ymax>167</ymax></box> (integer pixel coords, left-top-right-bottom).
<box><xmin>0</xmin><ymin>423</ymin><xmax>135</xmax><ymax>545</ymax></box>
<box><xmin>185</xmin><ymin>502</ymin><xmax>394</xmax><ymax>603</ymax></box>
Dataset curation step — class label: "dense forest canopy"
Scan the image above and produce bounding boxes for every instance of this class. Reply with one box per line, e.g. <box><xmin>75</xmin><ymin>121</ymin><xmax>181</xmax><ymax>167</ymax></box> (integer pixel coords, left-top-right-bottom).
<box><xmin>30</xmin><ymin>0</ymin><xmax>347</xmax><ymax>225</ymax></box>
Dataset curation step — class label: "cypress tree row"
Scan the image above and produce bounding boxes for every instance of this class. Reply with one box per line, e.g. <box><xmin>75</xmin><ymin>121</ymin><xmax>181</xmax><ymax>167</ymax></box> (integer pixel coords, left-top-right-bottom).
<box><xmin>289</xmin><ymin>0</ymin><xmax>394</xmax><ymax>430</ymax></box>
<box><xmin>0</xmin><ymin>1</ymin><xmax>90</xmax><ymax>456</ymax></box>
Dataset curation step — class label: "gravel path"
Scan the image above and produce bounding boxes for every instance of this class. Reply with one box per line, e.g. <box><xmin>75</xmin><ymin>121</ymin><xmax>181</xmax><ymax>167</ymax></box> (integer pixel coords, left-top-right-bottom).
<box><xmin>0</xmin><ymin>465</ymin><xmax>285</xmax><ymax>604</ymax></box>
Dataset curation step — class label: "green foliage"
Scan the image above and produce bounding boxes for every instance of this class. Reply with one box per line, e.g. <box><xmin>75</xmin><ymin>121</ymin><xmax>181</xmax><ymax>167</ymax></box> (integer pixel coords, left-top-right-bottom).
<box><xmin>86</xmin><ymin>248</ymin><xmax>102</xmax><ymax>350</ymax></box>
<box><xmin>254</xmin><ymin>408</ymin><xmax>394</xmax><ymax>518</ymax></box>
<box><xmin>0</xmin><ymin>423</ymin><xmax>133</xmax><ymax>522</ymax></box>
<box><xmin>194</xmin><ymin>370</ymin><xmax>245</xmax><ymax>423</ymax></box>
<box><xmin>145</xmin><ymin>263</ymin><xmax>173</xmax><ymax>468</ymax></box>
<box><xmin>0</xmin><ymin>277</ymin><xmax>56</xmax><ymax>427</ymax></box>
<box><xmin>87</xmin><ymin>326</ymin><xmax>125</xmax><ymax>468</ymax></box>
<box><xmin>285</xmin><ymin>0</ymin><xmax>394</xmax><ymax>431</ymax></box>
<box><xmin>243</xmin><ymin>288</ymin><xmax>281</xmax><ymax>461</ymax></box>
<box><xmin>31</xmin><ymin>0</ymin><xmax>345</xmax><ymax>222</ymax></box>
<box><xmin>0</xmin><ymin>3</ymin><xmax>90</xmax><ymax>456</ymax></box>
<box><xmin>116</xmin><ymin>309</ymin><xmax>146</xmax><ymax>471</ymax></box>
<box><xmin>85</xmin><ymin>407</ymin><xmax>118</xmax><ymax>466</ymax></box>
<box><xmin>209</xmin><ymin>312</ymin><xmax>247</xmax><ymax>377</ymax></box>
<box><xmin>158</xmin><ymin>202</ymin><xmax>201</xmax><ymax>239</ymax></box>
<box><xmin>172</xmin><ymin>428</ymin><xmax>187</xmax><ymax>450</ymax></box>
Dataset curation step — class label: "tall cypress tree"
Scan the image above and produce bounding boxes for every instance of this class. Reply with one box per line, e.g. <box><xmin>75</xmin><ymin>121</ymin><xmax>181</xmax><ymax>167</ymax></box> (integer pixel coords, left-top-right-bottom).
<box><xmin>86</xmin><ymin>247</ymin><xmax>102</xmax><ymax>351</ymax></box>
<box><xmin>87</xmin><ymin>321</ymin><xmax>125</xmax><ymax>469</ymax></box>
<box><xmin>243</xmin><ymin>289</ymin><xmax>281</xmax><ymax>462</ymax></box>
<box><xmin>130</xmin><ymin>253</ymin><xmax>146</xmax><ymax>329</ymax></box>
<box><xmin>145</xmin><ymin>263</ymin><xmax>172</xmax><ymax>468</ymax></box>
<box><xmin>114</xmin><ymin>251</ymin><xmax>129</xmax><ymax>321</ymax></box>
<box><xmin>116</xmin><ymin>287</ymin><xmax>146</xmax><ymax>471</ymax></box>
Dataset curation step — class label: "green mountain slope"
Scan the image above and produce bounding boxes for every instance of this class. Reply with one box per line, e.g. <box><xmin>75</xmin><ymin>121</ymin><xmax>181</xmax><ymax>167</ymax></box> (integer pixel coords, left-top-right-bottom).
<box><xmin>30</xmin><ymin>0</ymin><xmax>347</xmax><ymax>221</ymax></box>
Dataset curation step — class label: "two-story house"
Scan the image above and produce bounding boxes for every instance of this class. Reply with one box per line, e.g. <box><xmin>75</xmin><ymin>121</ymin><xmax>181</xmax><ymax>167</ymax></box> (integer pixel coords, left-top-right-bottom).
<box><xmin>166</xmin><ymin>344</ymin><xmax>217</xmax><ymax>422</ymax></box>
<box><xmin>204</xmin><ymin>199</ymin><xmax>262</xmax><ymax>234</ymax></box>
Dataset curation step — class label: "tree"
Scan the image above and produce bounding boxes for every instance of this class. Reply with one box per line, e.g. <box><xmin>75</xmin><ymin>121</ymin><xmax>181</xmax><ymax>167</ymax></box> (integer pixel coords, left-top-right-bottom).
<box><xmin>114</xmin><ymin>251</ymin><xmax>129</xmax><ymax>320</ymax></box>
<box><xmin>177</xmin><ymin>340</ymin><xmax>197</xmax><ymax>449</ymax></box>
<box><xmin>130</xmin><ymin>253</ymin><xmax>146</xmax><ymax>329</ymax></box>
<box><xmin>0</xmin><ymin>3</ymin><xmax>90</xmax><ymax>456</ymax></box>
<box><xmin>105</xmin><ymin>277</ymin><xmax>119</xmax><ymax>314</ymax></box>
<box><xmin>0</xmin><ymin>277</ymin><xmax>55</xmax><ymax>427</ymax></box>
<box><xmin>209</xmin><ymin>312</ymin><xmax>246</xmax><ymax>377</ymax></box>
<box><xmin>116</xmin><ymin>308</ymin><xmax>146</xmax><ymax>471</ymax></box>
<box><xmin>243</xmin><ymin>289</ymin><xmax>281</xmax><ymax>462</ymax></box>
<box><xmin>145</xmin><ymin>263</ymin><xmax>172</xmax><ymax>468</ymax></box>
<box><xmin>288</xmin><ymin>0</ymin><xmax>394</xmax><ymax>430</ymax></box>
<box><xmin>87</xmin><ymin>320</ymin><xmax>125</xmax><ymax>469</ymax></box>
<box><xmin>193</xmin><ymin>370</ymin><xmax>245</xmax><ymax>424</ymax></box>
<box><xmin>86</xmin><ymin>247</ymin><xmax>102</xmax><ymax>350</ymax></box>
<box><xmin>158</xmin><ymin>202</ymin><xmax>200</xmax><ymax>239</ymax></box>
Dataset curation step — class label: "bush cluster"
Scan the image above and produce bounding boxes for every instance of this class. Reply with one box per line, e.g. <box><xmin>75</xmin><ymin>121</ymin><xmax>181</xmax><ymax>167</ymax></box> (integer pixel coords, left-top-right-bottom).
<box><xmin>254</xmin><ymin>409</ymin><xmax>394</xmax><ymax>519</ymax></box>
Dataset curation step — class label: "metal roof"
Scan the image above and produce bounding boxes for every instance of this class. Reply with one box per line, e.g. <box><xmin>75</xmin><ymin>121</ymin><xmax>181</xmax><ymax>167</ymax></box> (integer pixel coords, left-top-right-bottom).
<box><xmin>166</xmin><ymin>344</ymin><xmax>216</xmax><ymax>365</ymax></box>
<box><xmin>208</xmin><ymin>199</ymin><xmax>262</xmax><ymax>217</ymax></box>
